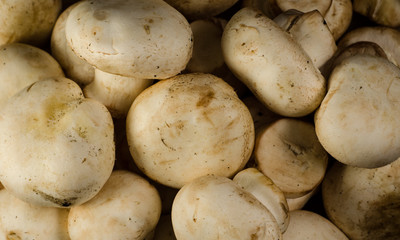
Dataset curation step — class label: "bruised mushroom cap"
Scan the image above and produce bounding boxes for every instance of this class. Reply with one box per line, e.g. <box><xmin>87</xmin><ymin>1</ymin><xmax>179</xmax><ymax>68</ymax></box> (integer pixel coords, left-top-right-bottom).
<box><xmin>222</xmin><ymin>7</ymin><xmax>326</xmax><ymax>117</ymax></box>
<box><xmin>0</xmin><ymin>188</ymin><xmax>70</xmax><ymax>240</ymax></box>
<box><xmin>126</xmin><ymin>73</ymin><xmax>254</xmax><ymax>188</ymax></box>
<box><xmin>0</xmin><ymin>78</ymin><xmax>115</xmax><ymax>207</ymax></box>
<box><xmin>0</xmin><ymin>43</ymin><xmax>64</xmax><ymax>107</ymax></box>
<box><xmin>68</xmin><ymin>170</ymin><xmax>162</xmax><ymax>240</ymax></box>
<box><xmin>51</xmin><ymin>2</ymin><xmax>95</xmax><ymax>86</ymax></box>
<box><xmin>171</xmin><ymin>175</ymin><xmax>282</xmax><ymax>240</ymax></box>
<box><xmin>65</xmin><ymin>0</ymin><xmax>193</xmax><ymax>79</ymax></box>
<box><xmin>0</xmin><ymin>0</ymin><xmax>62</xmax><ymax>46</ymax></box>
<box><xmin>315</xmin><ymin>55</ymin><xmax>400</xmax><ymax>168</ymax></box>
<box><xmin>322</xmin><ymin>159</ymin><xmax>400</xmax><ymax>239</ymax></box>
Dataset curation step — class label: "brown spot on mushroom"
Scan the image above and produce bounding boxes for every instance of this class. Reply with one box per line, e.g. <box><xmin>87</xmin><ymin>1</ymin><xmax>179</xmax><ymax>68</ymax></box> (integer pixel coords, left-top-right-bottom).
<box><xmin>6</xmin><ymin>231</ymin><xmax>21</xmax><ymax>240</ymax></box>
<box><xmin>144</xmin><ymin>25</ymin><xmax>151</xmax><ymax>35</ymax></box>
<box><xmin>196</xmin><ymin>90</ymin><xmax>215</xmax><ymax>107</ymax></box>
<box><xmin>93</xmin><ymin>10</ymin><xmax>108</xmax><ymax>20</ymax></box>
<box><xmin>32</xmin><ymin>189</ymin><xmax>78</xmax><ymax>207</ymax></box>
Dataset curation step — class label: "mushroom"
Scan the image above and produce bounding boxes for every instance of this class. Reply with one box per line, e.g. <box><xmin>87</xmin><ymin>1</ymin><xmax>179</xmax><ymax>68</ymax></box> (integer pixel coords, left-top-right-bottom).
<box><xmin>0</xmin><ymin>0</ymin><xmax>62</xmax><ymax>46</ymax></box>
<box><xmin>171</xmin><ymin>175</ymin><xmax>282</xmax><ymax>239</ymax></box>
<box><xmin>0</xmin><ymin>188</ymin><xmax>70</xmax><ymax>240</ymax></box>
<box><xmin>338</xmin><ymin>26</ymin><xmax>400</xmax><ymax>67</ymax></box>
<box><xmin>254</xmin><ymin>118</ymin><xmax>328</xmax><ymax>199</ymax></box>
<box><xmin>83</xmin><ymin>68</ymin><xmax>153</xmax><ymax>119</ymax></box>
<box><xmin>163</xmin><ymin>0</ymin><xmax>239</xmax><ymax>20</ymax></box>
<box><xmin>323</xmin><ymin>0</ymin><xmax>352</xmax><ymax>41</ymax></box>
<box><xmin>126</xmin><ymin>73</ymin><xmax>254</xmax><ymax>188</ymax></box>
<box><xmin>282</xmin><ymin>210</ymin><xmax>349</xmax><ymax>240</ymax></box>
<box><xmin>65</xmin><ymin>0</ymin><xmax>193</xmax><ymax>79</ymax></box>
<box><xmin>221</xmin><ymin>7</ymin><xmax>326</xmax><ymax>117</ymax></box>
<box><xmin>273</xmin><ymin>9</ymin><xmax>337</xmax><ymax>69</ymax></box>
<box><xmin>0</xmin><ymin>43</ymin><xmax>65</xmax><ymax>107</ymax></box>
<box><xmin>68</xmin><ymin>170</ymin><xmax>162</xmax><ymax>240</ymax></box>
<box><xmin>0</xmin><ymin>78</ymin><xmax>115</xmax><ymax>207</ymax></box>
<box><xmin>353</xmin><ymin>0</ymin><xmax>400</xmax><ymax>28</ymax></box>
<box><xmin>51</xmin><ymin>2</ymin><xmax>95</xmax><ymax>86</ymax></box>
<box><xmin>322</xmin><ymin>158</ymin><xmax>400</xmax><ymax>239</ymax></box>
<box><xmin>233</xmin><ymin>167</ymin><xmax>290</xmax><ymax>234</ymax></box>
<box><xmin>315</xmin><ymin>54</ymin><xmax>400</xmax><ymax>168</ymax></box>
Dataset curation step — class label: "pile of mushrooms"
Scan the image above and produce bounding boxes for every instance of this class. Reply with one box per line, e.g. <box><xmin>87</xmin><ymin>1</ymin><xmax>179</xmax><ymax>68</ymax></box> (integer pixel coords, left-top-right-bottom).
<box><xmin>0</xmin><ymin>0</ymin><xmax>400</xmax><ymax>239</ymax></box>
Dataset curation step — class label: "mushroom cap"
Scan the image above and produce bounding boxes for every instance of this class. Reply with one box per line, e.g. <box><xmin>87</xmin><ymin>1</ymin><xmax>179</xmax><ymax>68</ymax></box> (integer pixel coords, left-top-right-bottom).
<box><xmin>353</xmin><ymin>0</ymin><xmax>400</xmax><ymax>28</ymax></box>
<box><xmin>65</xmin><ymin>0</ymin><xmax>193</xmax><ymax>79</ymax></box>
<box><xmin>0</xmin><ymin>0</ymin><xmax>62</xmax><ymax>46</ymax></box>
<box><xmin>315</xmin><ymin>55</ymin><xmax>400</xmax><ymax>168</ymax></box>
<box><xmin>0</xmin><ymin>43</ymin><xmax>64</xmax><ymax>107</ymax></box>
<box><xmin>51</xmin><ymin>2</ymin><xmax>95</xmax><ymax>86</ymax></box>
<box><xmin>0</xmin><ymin>78</ymin><xmax>115</xmax><ymax>207</ymax></box>
<box><xmin>68</xmin><ymin>170</ymin><xmax>162</xmax><ymax>240</ymax></box>
<box><xmin>254</xmin><ymin>118</ymin><xmax>328</xmax><ymax>198</ymax></box>
<box><xmin>324</xmin><ymin>0</ymin><xmax>352</xmax><ymax>41</ymax></box>
<box><xmin>171</xmin><ymin>175</ymin><xmax>282</xmax><ymax>240</ymax></box>
<box><xmin>0</xmin><ymin>188</ymin><xmax>70</xmax><ymax>240</ymax></box>
<box><xmin>322</xmin><ymin>159</ymin><xmax>400</xmax><ymax>239</ymax></box>
<box><xmin>126</xmin><ymin>73</ymin><xmax>254</xmax><ymax>188</ymax></box>
<box><xmin>222</xmin><ymin>7</ymin><xmax>326</xmax><ymax>117</ymax></box>
<box><xmin>282</xmin><ymin>210</ymin><xmax>349</xmax><ymax>240</ymax></box>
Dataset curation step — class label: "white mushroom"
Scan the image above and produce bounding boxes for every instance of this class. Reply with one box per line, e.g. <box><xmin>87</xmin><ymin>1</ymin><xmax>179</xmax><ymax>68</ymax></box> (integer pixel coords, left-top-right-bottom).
<box><xmin>221</xmin><ymin>7</ymin><xmax>326</xmax><ymax>117</ymax></box>
<box><xmin>0</xmin><ymin>0</ymin><xmax>62</xmax><ymax>46</ymax></box>
<box><xmin>254</xmin><ymin>118</ymin><xmax>328</xmax><ymax>198</ymax></box>
<box><xmin>65</xmin><ymin>0</ymin><xmax>193</xmax><ymax>79</ymax></box>
<box><xmin>0</xmin><ymin>43</ymin><xmax>64</xmax><ymax>107</ymax></box>
<box><xmin>282</xmin><ymin>210</ymin><xmax>349</xmax><ymax>240</ymax></box>
<box><xmin>0</xmin><ymin>78</ymin><xmax>115</xmax><ymax>207</ymax></box>
<box><xmin>51</xmin><ymin>2</ymin><xmax>95</xmax><ymax>86</ymax></box>
<box><xmin>126</xmin><ymin>73</ymin><xmax>254</xmax><ymax>188</ymax></box>
<box><xmin>274</xmin><ymin>9</ymin><xmax>337</xmax><ymax>69</ymax></box>
<box><xmin>83</xmin><ymin>68</ymin><xmax>153</xmax><ymax>119</ymax></box>
<box><xmin>171</xmin><ymin>175</ymin><xmax>282</xmax><ymax>240</ymax></box>
<box><xmin>233</xmin><ymin>167</ymin><xmax>290</xmax><ymax>234</ymax></box>
<box><xmin>338</xmin><ymin>26</ymin><xmax>400</xmax><ymax>67</ymax></box>
<box><xmin>322</xmin><ymin>158</ymin><xmax>400</xmax><ymax>239</ymax></box>
<box><xmin>315</xmin><ymin>55</ymin><xmax>400</xmax><ymax>168</ymax></box>
<box><xmin>68</xmin><ymin>170</ymin><xmax>162</xmax><ymax>240</ymax></box>
<box><xmin>323</xmin><ymin>0</ymin><xmax>352</xmax><ymax>41</ymax></box>
<box><xmin>353</xmin><ymin>0</ymin><xmax>400</xmax><ymax>28</ymax></box>
<box><xmin>0</xmin><ymin>188</ymin><xmax>70</xmax><ymax>240</ymax></box>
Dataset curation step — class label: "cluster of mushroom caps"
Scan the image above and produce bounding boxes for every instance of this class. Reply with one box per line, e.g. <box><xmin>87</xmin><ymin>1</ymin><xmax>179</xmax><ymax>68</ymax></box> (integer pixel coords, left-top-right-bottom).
<box><xmin>0</xmin><ymin>0</ymin><xmax>400</xmax><ymax>239</ymax></box>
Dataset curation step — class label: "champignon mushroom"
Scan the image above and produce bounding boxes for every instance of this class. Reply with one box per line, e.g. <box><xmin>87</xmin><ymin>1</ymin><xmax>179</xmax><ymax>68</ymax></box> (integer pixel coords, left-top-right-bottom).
<box><xmin>221</xmin><ymin>7</ymin><xmax>326</xmax><ymax>117</ymax></box>
<box><xmin>0</xmin><ymin>43</ymin><xmax>64</xmax><ymax>107</ymax></box>
<box><xmin>233</xmin><ymin>167</ymin><xmax>290</xmax><ymax>234</ymax></box>
<box><xmin>51</xmin><ymin>2</ymin><xmax>95</xmax><ymax>86</ymax></box>
<box><xmin>0</xmin><ymin>78</ymin><xmax>115</xmax><ymax>207</ymax></box>
<box><xmin>0</xmin><ymin>188</ymin><xmax>70</xmax><ymax>240</ymax></box>
<box><xmin>273</xmin><ymin>9</ymin><xmax>337</xmax><ymax>69</ymax></box>
<box><xmin>315</xmin><ymin>54</ymin><xmax>400</xmax><ymax>168</ymax></box>
<box><xmin>0</xmin><ymin>0</ymin><xmax>62</xmax><ymax>46</ymax></box>
<box><xmin>126</xmin><ymin>73</ymin><xmax>254</xmax><ymax>188</ymax></box>
<box><xmin>338</xmin><ymin>26</ymin><xmax>400</xmax><ymax>67</ymax></box>
<box><xmin>254</xmin><ymin>118</ymin><xmax>328</xmax><ymax>198</ymax></box>
<box><xmin>65</xmin><ymin>0</ymin><xmax>193</xmax><ymax>79</ymax></box>
<box><xmin>322</xmin><ymin>158</ymin><xmax>400</xmax><ymax>239</ymax></box>
<box><xmin>68</xmin><ymin>170</ymin><xmax>162</xmax><ymax>240</ymax></box>
<box><xmin>353</xmin><ymin>0</ymin><xmax>400</xmax><ymax>28</ymax></box>
<box><xmin>282</xmin><ymin>210</ymin><xmax>349</xmax><ymax>240</ymax></box>
<box><xmin>83</xmin><ymin>68</ymin><xmax>153</xmax><ymax>119</ymax></box>
<box><xmin>171</xmin><ymin>175</ymin><xmax>282</xmax><ymax>240</ymax></box>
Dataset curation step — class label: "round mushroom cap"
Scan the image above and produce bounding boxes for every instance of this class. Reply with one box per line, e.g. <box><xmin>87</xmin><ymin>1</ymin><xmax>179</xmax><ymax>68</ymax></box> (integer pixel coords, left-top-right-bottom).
<box><xmin>65</xmin><ymin>0</ymin><xmax>193</xmax><ymax>79</ymax></box>
<box><xmin>0</xmin><ymin>78</ymin><xmax>115</xmax><ymax>207</ymax></box>
<box><xmin>0</xmin><ymin>0</ymin><xmax>62</xmax><ymax>46</ymax></box>
<box><xmin>51</xmin><ymin>2</ymin><xmax>95</xmax><ymax>86</ymax></box>
<box><xmin>0</xmin><ymin>188</ymin><xmax>70</xmax><ymax>240</ymax></box>
<box><xmin>171</xmin><ymin>175</ymin><xmax>282</xmax><ymax>240</ymax></box>
<box><xmin>0</xmin><ymin>43</ymin><xmax>64</xmax><ymax>107</ymax></box>
<box><xmin>126</xmin><ymin>73</ymin><xmax>254</xmax><ymax>188</ymax></box>
<box><xmin>68</xmin><ymin>170</ymin><xmax>162</xmax><ymax>240</ymax></box>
